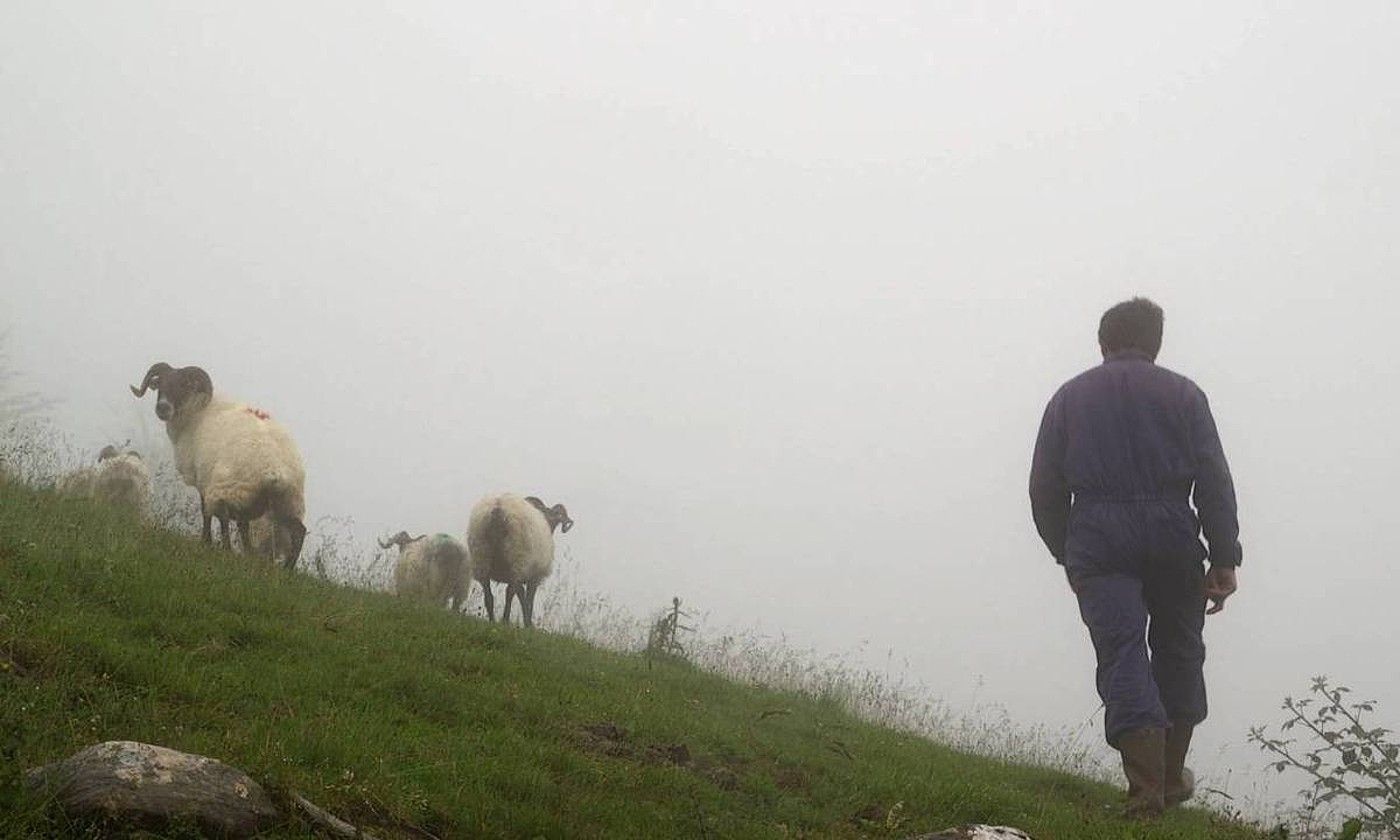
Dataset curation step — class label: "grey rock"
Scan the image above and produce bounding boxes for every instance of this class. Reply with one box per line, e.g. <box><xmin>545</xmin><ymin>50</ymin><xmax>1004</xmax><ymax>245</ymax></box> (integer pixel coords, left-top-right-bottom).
<box><xmin>907</xmin><ymin>826</ymin><xmax>1034</xmax><ymax>840</ymax></box>
<box><xmin>25</xmin><ymin>740</ymin><xmax>280</xmax><ymax>837</ymax></box>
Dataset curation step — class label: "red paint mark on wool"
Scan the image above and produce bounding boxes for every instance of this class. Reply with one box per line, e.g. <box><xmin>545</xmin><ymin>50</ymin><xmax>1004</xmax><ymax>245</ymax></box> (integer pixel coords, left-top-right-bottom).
<box><xmin>246</xmin><ymin>407</ymin><xmax>271</xmax><ymax>420</ymax></box>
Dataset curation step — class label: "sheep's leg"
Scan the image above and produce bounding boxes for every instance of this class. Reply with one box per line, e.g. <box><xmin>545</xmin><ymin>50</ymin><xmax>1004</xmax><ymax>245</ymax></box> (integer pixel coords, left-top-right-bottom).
<box><xmin>522</xmin><ymin>581</ymin><xmax>539</xmax><ymax>628</ymax></box>
<box><xmin>480</xmin><ymin>581</ymin><xmax>495</xmax><ymax>621</ymax></box>
<box><xmin>200</xmin><ymin>495</ymin><xmax>213</xmax><ymax>544</ymax></box>
<box><xmin>236</xmin><ymin>519</ymin><xmax>252</xmax><ymax>555</ymax></box>
<box><xmin>503</xmin><ymin>583</ymin><xmax>518</xmax><ymax>625</ymax></box>
<box><xmin>216</xmin><ymin>514</ymin><xmax>232</xmax><ymax>549</ymax></box>
<box><xmin>449</xmin><ymin>556</ymin><xmax>467</xmax><ymax>612</ymax></box>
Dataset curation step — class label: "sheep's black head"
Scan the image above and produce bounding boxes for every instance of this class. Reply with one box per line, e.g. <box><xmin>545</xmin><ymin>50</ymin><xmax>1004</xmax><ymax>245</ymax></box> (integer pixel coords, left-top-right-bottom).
<box><xmin>525</xmin><ymin>496</ymin><xmax>574</xmax><ymax>534</ymax></box>
<box><xmin>378</xmin><ymin>531</ymin><xmax>425</xmax><ymax>550</ymax></box>
<box><xmin>97</xmin><ymin>440</ymin><xmax>135</xmax><ymax>462</ymax></box>
<box><xmin>130</xmin><ymin>363</ymin><xmax>212</xmax><ymax>422</ymax></box>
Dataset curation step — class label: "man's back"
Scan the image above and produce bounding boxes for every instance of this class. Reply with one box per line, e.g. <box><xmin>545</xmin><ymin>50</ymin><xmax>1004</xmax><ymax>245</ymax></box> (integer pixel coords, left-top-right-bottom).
<box><xmin>1030</xmin><ymin>349</ymin><xmax>1241</xmax><ymax>569</ymax></box>
<box><xmin>1053</xmin><ymin>350</ymin><xmax>1200</xmax><ymax>501</ymax></box>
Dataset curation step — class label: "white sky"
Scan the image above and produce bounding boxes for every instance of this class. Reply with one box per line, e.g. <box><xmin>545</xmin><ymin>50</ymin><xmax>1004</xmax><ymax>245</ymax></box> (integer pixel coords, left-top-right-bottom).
<box><xmin>4</xmin><ymin>1</ymin><xmax>1398</xmax><ymax>813</ymax></box>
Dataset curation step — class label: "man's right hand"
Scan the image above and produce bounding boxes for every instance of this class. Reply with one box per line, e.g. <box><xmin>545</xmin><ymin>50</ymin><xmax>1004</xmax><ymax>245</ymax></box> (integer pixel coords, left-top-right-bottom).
<box><xmin>1204</xmin><ymin>565</ymin><xmax>1238</xmax><ymax>615</ymax></box>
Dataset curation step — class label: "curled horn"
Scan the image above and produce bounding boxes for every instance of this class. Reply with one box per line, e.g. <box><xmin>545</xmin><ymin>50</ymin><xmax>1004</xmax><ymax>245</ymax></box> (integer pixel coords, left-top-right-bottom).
<box><xmin>378</xmin><ymin>531</ymin><xmax>425</xmax><ymax>549</ymax></box>
<box><xmin>526</xmin><ymin>496</ymin><xmax>572</xmax><ymax>533</ymax></box>
<box><xmin>130</xmin><ymin>362</ymin><xmax>173</xmax><ymax>398</ymax></box>
<box><xmin>552</xmin><ymin>504</ymin><xmax>574</xmax><ymax>533</ymax></box>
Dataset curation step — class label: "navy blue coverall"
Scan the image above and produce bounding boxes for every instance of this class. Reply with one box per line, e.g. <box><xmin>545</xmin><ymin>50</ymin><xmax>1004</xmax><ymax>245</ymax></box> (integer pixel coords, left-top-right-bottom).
<box><xmin>1030</xmin><ymin>349</ymin><xmax>1241</xmax><ymax>746</ymax></box>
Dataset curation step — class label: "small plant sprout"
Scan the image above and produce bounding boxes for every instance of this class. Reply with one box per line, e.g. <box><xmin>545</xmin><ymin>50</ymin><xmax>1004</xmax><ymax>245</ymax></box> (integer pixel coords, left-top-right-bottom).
<box><xmin>646</xmin><ymin>596</ymin><xmax>694</xmax><ymax>665</ymax></box>
<box><xmin>1250</xmin><ymin>676</ymin><xmax>1398</xmax><ymax>838</ymax></box>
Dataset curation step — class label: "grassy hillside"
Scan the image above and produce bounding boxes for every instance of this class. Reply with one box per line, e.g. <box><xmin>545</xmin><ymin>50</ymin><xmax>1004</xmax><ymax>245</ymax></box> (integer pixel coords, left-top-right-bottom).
<box><xmin>0</xmin><ymin>476</ymin><xmax>1265</xmax><ymax>839</ymax></box>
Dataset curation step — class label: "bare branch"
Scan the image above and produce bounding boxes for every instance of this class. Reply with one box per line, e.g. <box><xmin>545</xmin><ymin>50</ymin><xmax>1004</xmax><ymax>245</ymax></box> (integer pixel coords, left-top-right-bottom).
<box><xmin>289</xmin><ymin>791</ymin><xmax>382</xmax><ymax>840</ymax></box>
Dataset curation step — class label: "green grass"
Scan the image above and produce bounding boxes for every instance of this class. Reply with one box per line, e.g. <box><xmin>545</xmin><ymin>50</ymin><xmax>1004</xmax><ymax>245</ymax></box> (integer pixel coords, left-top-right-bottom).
<box><xmin>0</xmin><ymin>476</ymin><xmax>1267</xmax><ymax>839</ymax></box>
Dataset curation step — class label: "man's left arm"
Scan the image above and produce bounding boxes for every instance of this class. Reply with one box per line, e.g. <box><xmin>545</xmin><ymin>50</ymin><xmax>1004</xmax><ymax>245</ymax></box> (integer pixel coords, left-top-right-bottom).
<box><xmin>1189</xmin><ymin>385</ymin><xmax>1243</xmax><ymax>613</ymax></box>
<box><xmin>1189</xmin><ymin>385</ymin><xmax>1242</xmax><ymax>569</ymax></box>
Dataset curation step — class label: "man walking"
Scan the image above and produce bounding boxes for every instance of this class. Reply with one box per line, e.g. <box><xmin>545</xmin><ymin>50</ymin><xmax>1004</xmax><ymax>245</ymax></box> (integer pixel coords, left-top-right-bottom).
<box><xmin>1029</xmin><ymin>298</ymin><xmax>1242</xmax><ymax>818</ymax></box>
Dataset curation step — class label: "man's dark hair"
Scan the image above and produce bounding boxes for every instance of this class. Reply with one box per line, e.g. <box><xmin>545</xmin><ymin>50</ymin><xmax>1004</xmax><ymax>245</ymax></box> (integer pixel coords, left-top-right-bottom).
<box><xmin>1098</xmin><ymin>297</ymin><xmax>1164</xmax><ymax>359</ymax></box>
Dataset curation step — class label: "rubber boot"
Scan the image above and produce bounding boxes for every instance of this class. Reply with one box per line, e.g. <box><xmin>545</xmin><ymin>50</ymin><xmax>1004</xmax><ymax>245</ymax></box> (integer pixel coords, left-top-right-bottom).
<box><xmin>1116</xmin><ymin>727</ymin><xmax>1166</xmax><ymax>819</ymax></box>
<box><xmin>1165</xmin><ymin>722</ymin><xmax>1196</xmax><ymax>807</ymax></box>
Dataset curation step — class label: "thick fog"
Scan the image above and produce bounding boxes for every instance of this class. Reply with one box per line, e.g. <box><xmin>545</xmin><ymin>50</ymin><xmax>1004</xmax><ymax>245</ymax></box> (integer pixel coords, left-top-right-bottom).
<box><xmin>4</xmin><ymin>2</ymin><xmax>1398</xmax><ymax>812</ymax></box>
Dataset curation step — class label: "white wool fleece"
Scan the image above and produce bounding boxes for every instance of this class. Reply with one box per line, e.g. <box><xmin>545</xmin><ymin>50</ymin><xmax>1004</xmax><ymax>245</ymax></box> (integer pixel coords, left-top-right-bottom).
<box><xmin>466</xmin><ymin>493</ymin><xmax>556</xmax><ymax>587</ymax></box>
<box><xmin>170</xmin><ymin>398</ymin><xmax>305</xmax><ymax>521</ymax></box>
<box><xmin>91</xmin><ymin>453</ymin><xmax>151</xmax><ymax>514</ymax></box>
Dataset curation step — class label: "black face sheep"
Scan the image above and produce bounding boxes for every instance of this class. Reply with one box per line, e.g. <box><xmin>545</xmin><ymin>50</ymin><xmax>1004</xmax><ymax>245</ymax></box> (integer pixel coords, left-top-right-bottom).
<box><xmin>466</xmin><ymin>493</ymin><xmax>573</xmax><ymax>628</ymax></box>
<box><xmin>130</xmin><ymin>362</ymin><xmax>307</xmax><ymax>567</ymax></box>
<box><xmin>380</xmin><ymin>531</ymin><xmax>470</xmax><ymax>611</ymax></box>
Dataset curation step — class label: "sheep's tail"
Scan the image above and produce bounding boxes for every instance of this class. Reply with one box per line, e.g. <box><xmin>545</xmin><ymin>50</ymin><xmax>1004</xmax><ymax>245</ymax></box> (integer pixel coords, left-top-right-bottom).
<box><xmin>481</xmin><ymin>503</ymin><xmax>509</xmax><ymax>565</ymax></box>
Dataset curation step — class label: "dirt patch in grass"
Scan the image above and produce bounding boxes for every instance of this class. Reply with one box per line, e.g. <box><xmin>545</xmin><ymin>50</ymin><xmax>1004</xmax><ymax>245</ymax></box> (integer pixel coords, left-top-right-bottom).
<box><xmin>851</xmin><ymin>802</ymin><xmax>890</xmax><ymax>825</ymax></box>
<box><xmin>0</xmin><ymin>638</ymin><xmax>54</xmax><ymax>679</ymax></box>
<box><xmin>694</xmin><ymin>759</ymin><xmax>741</xmax><ymax>791</ymax></box>
<box><xmin>576</xmin><ymin>721</ymin><xmax>635</xmax><ymax>758</ymax></box>
<box><xmin>575</xmin><ymin>721</ymin><xmax>742</xmax><ymax>791</ymax></box>
<box><xmin>644</xmin><ymin>742</ymin><xmax>692</xmax><ymax>766</ymax></box>
<box><xmin>773</xmin><ymin>764</ymin><xmax>811</xmax><ymax>792</ymax></box>
<box><xmin>850</xmin><ymin>800</ymin><xmax>913</xmax><ymax>832</ymax></box>
<box><xmin>0</xmin><ymin>655</ymin><xmax>24</xmax><ymax>680</ymax></box>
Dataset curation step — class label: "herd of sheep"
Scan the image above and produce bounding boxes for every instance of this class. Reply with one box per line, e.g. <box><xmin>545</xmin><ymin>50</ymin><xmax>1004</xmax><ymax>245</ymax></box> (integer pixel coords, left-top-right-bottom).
<box><xmin>56</xmin><ymin>361</ymin><xmax>572</xmax><ymax>628</ymax></box>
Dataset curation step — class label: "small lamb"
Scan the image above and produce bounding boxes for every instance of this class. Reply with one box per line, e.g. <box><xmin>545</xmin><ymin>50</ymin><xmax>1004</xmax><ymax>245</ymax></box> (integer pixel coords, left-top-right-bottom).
<box><xmin>57</xmin><ymin>445</ymin><xmax>151</xmax><ymax>517</ymax></box>
<box><xmin>381</xmin><ymin>531</ymin><xmax>470</xmax><ymax>611</ymax></box>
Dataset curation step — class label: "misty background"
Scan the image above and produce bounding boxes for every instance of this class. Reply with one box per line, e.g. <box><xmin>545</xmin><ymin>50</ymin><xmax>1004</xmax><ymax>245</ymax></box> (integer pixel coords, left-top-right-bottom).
<box><xmin>4</xmin><ymin>1</ymin><xmax>1398</xmax><ymax>812</ymax></box>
